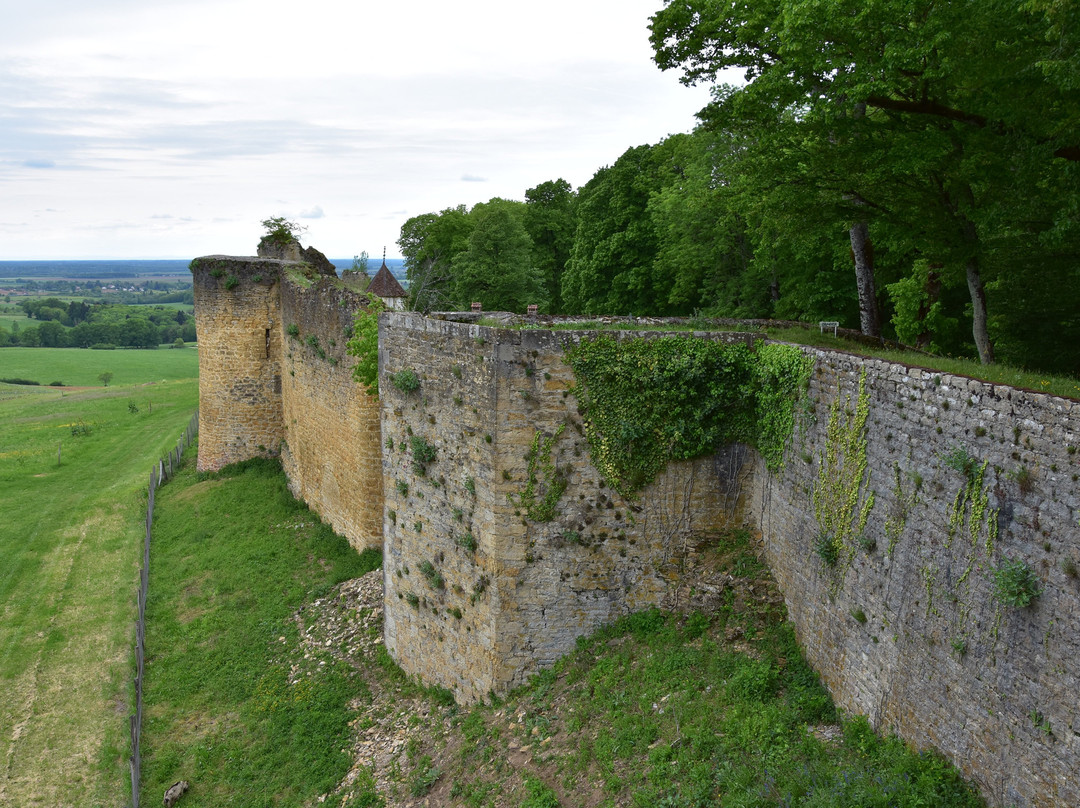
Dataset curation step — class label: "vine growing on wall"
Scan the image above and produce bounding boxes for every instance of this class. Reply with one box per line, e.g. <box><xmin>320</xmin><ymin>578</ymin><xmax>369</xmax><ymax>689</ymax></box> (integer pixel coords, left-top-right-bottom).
<box><xmin>509</xmin><ymin>425</ymin><xmax>567</xmax><ymax>521</ymax></box>
<box><xmin>565</xmin><ymin>336</ymin><xmax>812</xmax><ymax>498</ymax></box>
<box><xmin>812</xmin><ymin>370</ymin><xmax>875</xmax><ymax>576</ymax></box>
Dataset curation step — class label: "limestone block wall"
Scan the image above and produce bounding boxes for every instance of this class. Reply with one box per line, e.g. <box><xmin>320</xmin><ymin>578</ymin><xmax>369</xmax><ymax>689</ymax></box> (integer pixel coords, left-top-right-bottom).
<box><xmin>279</xmin><ymin>279</ymin><xmax>382</xmax><ymax>549</ymax></box>
<box><xmin>191</xmin><ymin>257</ymin><xmax>286</xmax><ymax>471</ymax></box>
<box><xmin>192</xmin><ymin>256</ymin><xmax>382</xmax><ymax>550</ymax></box>
<box><xmin>380</xmin><ymin>313</ymin><xmax>752</xmax><ymax>702</ymax></box>
<box><xmin>750</xmin><ymin>349</ymin><xmax>1080</xmax><ymax>808</ymax></box>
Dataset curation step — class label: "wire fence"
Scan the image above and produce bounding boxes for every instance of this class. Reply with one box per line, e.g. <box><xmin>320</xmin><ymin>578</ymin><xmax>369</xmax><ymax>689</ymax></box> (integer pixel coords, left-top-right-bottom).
<box><xmin>129</xmin><ymin>410</ymin><xmax>198</xmax><ymax>808</ymax></box>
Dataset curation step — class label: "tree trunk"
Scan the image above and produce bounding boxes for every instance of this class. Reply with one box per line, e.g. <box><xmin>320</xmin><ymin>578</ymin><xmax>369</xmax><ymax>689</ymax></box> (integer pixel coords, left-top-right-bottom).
<box><xmin>966</xmin><ymin>254</ymin><xmax>995</xmax><ymax>364</ymax></box>
<box><xmin>849</xmin><ymin>221</ymin><xmax>881</xmax><ymax>337</ymax></box>
<box><xmin>961</xmin><ymin>219</ymin><xmax>995</xmax><ymax>364</ymax></box>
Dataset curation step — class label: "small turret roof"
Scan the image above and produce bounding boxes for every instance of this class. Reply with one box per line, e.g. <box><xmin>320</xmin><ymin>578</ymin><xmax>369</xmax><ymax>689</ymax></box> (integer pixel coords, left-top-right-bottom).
<box><xmin>367</xmin><ymin>262</ymin><xmax>406</xmax><ymax>298</ymax></box>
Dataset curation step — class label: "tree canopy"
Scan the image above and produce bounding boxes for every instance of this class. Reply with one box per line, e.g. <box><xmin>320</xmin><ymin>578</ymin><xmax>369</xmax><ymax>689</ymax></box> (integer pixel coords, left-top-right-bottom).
<box><xmin>389</xmin><ymin>3</ymin><xmax>1079</xmax><ymax>375</ymax></box>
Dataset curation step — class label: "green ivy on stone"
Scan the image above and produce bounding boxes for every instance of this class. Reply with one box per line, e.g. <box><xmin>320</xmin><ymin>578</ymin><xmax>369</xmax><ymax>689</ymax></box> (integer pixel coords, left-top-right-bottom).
<box><xmin>565</xmin><ymin>335</ymin><xmax>812</xmax><ymax>498</ymax></box>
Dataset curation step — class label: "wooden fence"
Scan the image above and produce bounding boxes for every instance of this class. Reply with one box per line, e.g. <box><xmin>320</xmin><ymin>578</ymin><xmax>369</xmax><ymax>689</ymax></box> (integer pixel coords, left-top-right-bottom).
<box><xmin>129</xmin><ymin>410</ymin><xmax>198</xmax><ymax>808</ymax></box>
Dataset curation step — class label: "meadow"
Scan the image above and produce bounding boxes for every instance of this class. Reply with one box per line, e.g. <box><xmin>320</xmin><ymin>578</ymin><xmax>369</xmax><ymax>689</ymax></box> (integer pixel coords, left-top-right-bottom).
<box><xmin>0</xmin><ymin>349</ymin><xmax>198</xmax><ymax>807</ymax></box>
<box><xmin>0</xmin><ymin>346</ymin><xmax>198</xmax><ymax>387</ymax></box>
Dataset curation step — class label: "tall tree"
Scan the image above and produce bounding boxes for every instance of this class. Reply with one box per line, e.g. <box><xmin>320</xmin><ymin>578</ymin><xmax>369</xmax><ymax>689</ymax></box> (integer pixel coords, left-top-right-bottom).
<box><xmin>562</xmin><ymin>145</ymin><xmax>662</xmax><ymax>315</ymax></box>
<box><xmin>524</xmin><ymin>179</ymin><xmax>577</xmax><ymax>314</ymax></box>
<box><xmin>451</xmin><ymin>205</ymin><xmax>548</xmax><ymax>312</ymax></box>
<box><xmin>650</xmin><ymin>0</ymin><xmax>1080</xmax><ymax>364</ymax></box>
<box><xmin>398</xmin><ymin>206</ymin><xmax>472</xmax><ymax>312</ymax></box>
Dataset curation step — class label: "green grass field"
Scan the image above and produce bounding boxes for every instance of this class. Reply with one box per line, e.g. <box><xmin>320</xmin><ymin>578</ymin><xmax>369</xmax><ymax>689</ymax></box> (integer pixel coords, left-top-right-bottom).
<box><xmin>0</xmin><ymin>351</ymin><xmax>198</xmax><ymax>807</ymax></box>
<box><xmin>0</xmin><ymin>312</ymin><xmax>31</xmax><ymax>332</ymax></box>
<box><xmin>140</xmin><ymin>459</ymin><xmax>381</xmax><ymax>807</ymax></box>
<box><xmin>0</xmin><ymin>346</ymin><xmax>198</xmax><ymax>387</ymax></box>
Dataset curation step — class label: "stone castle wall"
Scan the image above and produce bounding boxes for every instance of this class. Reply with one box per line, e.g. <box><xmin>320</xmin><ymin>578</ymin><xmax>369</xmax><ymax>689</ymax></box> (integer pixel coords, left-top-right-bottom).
<box><xmin>278</xmin><ymin>279</ymin><xmax>382</xmax><ymax>548</ymax></box>
<box><xmin>379</xmin><ymin>314</ymin><xmax>757</xmax><ymax>701</ymax></box>
<box><xmin>191</xmin><ymin>256</ymin><xmax>382</xmax><ymax>550</ymax></box>
<box><xmin>748</xmin><ymin>352</ymin><xmax>1080</xmax><ymax>808</ymax></box>
<box><xmin>192</xmin><ymin>257</ymin><xmax>286</xmax><ymax>471</ymax></box>
<box><xmin>192</xmin><ymin>262</ymin><xmax>1079</xmax><ymax>805</ymax></box>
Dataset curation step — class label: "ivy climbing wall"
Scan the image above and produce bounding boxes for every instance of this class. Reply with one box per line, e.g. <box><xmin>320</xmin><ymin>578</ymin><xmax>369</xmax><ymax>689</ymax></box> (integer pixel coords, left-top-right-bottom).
<box><xmin>379</xmin><ymin>313</ymin><xmax>756</xmax><ymax>702</ymax></box>
<box><xmin>750</xmin><ymin>351</ymin><xmax>1080</xmax><ymax>808</ymax></box>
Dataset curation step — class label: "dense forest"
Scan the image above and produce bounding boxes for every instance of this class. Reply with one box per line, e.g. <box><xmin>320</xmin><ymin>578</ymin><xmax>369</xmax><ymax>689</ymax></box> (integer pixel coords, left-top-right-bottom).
<box><xmin>1</xmin><ymin>298</ymin><xmax>196</xmax><ymax>348</ymax></box>
<box><xmin>398</xmin><ymin>0</ymin><xmax>1078</xmax><ymax>375</ymax></box>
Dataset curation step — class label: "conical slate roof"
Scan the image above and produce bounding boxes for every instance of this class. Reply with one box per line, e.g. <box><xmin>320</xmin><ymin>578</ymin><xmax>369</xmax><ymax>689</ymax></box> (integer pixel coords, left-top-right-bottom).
<box><xmin>367</xmin><ymin>262</ymin><xmax>406</xmax><ymax>299</ymax></box>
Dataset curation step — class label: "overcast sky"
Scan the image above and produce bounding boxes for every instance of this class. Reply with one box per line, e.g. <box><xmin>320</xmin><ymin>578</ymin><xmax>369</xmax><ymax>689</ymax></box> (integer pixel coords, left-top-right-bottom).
<box><xmin>0</xmin><ymin>0</ymin><xmax>719</xmax><ymax>260</ymax></box>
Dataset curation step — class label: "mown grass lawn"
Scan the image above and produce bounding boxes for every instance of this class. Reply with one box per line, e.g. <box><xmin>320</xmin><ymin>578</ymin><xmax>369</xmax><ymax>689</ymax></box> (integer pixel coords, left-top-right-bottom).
<box><xmin>0</xmin><ymin>353</ymin><xmax>198</xmax><ymax>807</ymax></box>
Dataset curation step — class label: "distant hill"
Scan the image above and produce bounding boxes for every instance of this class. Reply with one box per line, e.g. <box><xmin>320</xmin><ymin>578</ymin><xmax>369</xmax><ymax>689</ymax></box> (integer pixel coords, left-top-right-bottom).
<box><xmin>0</xmin><ymin>260</ymin><xmax>192</xmax><ymax>279</ymax></box>
<box><xmin>330</xmin><ymin>258</ymin><xmax>406</xmax><ymax>281</ymax></box>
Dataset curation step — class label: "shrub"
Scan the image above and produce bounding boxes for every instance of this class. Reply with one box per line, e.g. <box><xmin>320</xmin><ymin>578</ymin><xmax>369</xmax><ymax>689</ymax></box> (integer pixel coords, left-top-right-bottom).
<box><xmin>391</xmin><ymin>369</ymin><xmax>420</xmax><ymax>394</ymax></box>
<box><xmin>993</xmin><ymin>557</ymin><xmax>1043</xmax><ymax>607</ymax></box>
<box><xmin>814</xmin><ymin>534</ymin><xmax>840</xmax><ymax>567</ymax></box>
<box><xmin>286</xmin><ymin>323</ymin><xmax>300</xmax><ymax>338</ymax></box>
<box><xmin>942</xmin><ymin>444</ymin><xmax>979</xmax><ymax>481</ymax></box>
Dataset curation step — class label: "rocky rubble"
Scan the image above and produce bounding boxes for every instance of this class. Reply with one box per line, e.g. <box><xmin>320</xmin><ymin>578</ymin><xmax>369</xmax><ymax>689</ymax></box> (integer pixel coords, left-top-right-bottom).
<box><xmin>289</xmin><ymin>570</ymin><xmax>456</xmax><ymax>807</ymax></box>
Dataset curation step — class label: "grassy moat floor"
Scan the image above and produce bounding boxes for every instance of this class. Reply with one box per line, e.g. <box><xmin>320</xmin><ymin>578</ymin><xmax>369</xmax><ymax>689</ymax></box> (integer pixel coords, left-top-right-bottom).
<box><xmin>140</xmin><ymin>456</ymin><xmax>984</xmax><ymax>808</ymax></box>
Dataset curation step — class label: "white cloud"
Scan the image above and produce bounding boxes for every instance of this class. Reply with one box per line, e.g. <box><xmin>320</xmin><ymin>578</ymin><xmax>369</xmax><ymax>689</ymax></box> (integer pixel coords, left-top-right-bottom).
<box><xmin>0</xmin><ymin>0</ymin><xmax>716</xmax><ymax>258</ymax></box>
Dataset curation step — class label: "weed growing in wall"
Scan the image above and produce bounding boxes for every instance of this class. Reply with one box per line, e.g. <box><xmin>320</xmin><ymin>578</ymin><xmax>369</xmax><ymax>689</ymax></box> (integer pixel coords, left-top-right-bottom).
<box><xmin>392</xmin><ymin>369</ymin><xmax>421</xmax><ymax>394</ymax></box>
<box><xmin>812</xmin><ymin>371</ymin><xmax>875</xmax><ymax>576</ymax></box>
<box><xmin>993</xmin><ymin>557</ymin><xmax>1043</xmax><ymax>607</ymax></box>
<box><xmin>565</xmin><ymin>336</ymin><xmax>812</xmax><ymax>497</ymax></box>
<box><xmin>420</xmin><ymin>560</ymin><xmax>445</xmax><ymax>590</ymax></box>
<box><xmin>409</xmin><ymin>435</ymin><xmax>438</xmax><ymax>476</ymax></box>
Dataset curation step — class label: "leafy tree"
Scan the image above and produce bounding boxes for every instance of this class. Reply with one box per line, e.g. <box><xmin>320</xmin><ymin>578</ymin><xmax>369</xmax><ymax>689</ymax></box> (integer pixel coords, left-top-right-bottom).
<box><xmin>346</xmin><ymin>294</ymin><xmax>386</xmax><ymax>396</ymax></box>
<box><xmin>451</xmin><ymin>204</ymin><xmax>547</xmax><ymax>312</ymax></box>
<box><xmin>98</xmin><ymin>371</ymin><xmax>114</xmax><ymax>387</ymax></box>
<box><xmin>650</xmin><ymin>0</ymin><xmax>1080</xmax><ymax>364</ymax></box>
<box><xmin>260</xmin><ymin>216</ymin><xmax>306</xmax><ymax>246</ymax></box>
<box><xmin>562</xmin><ymin>145</ymin><xmax>662</xmax><ymax>315</ymax></box>
<box><xmin>37</xmin><ymin>320</ymin><xmax>67</xmax><ymax>348</ymax></box>
<box><xmin>399</xmin><ymin>206</ymin><xmax>473</xmax><ymax>312</ymax></box>
<box><xmin>524</xmin><ymin>179</ymin><xmax>577</xmax><ymax>313</ymax></box>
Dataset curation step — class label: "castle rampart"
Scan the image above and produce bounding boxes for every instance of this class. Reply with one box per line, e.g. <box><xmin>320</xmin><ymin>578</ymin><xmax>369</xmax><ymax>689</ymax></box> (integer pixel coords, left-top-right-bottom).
<box><xmin>191</xmin><ymin>256</ymin><xmax>382</xmax><ymax>550</ymax></box>
<box><xmin>192</xmin><ymin>260</ymin><xmax>1080</xmax><ymax>806</ymax></box>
